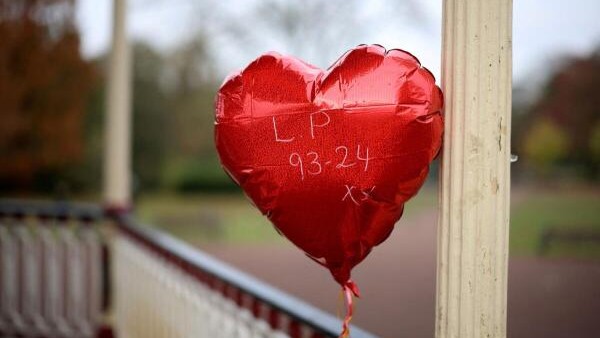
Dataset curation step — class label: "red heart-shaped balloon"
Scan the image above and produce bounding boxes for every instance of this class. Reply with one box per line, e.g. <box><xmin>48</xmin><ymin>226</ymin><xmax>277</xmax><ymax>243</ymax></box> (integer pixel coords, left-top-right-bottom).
<box><xmin>215</xmin><ymin>45</ymin><xmax>443</xmax><ymax>285</ymax></box>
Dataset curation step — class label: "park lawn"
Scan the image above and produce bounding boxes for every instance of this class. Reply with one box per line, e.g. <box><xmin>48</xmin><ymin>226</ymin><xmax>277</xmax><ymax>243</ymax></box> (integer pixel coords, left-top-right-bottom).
<box><xmin>509</xmin><ymin>189</ymin><xmax>600</xmax><ymax>259</ymax></box>
<box><xmin>135</xmin><ymin>193</ymin><xmax>281</xmax><ymax>245</ymax></box>
<box><xmin>137</xmin><ymin>187</ymin><xmax>600</xmax><ymax>260</ymax></box>
<box><xmin>135</xmin><ymin>186</ymin><xmax>437</xmax><ymax>246</ymax></box>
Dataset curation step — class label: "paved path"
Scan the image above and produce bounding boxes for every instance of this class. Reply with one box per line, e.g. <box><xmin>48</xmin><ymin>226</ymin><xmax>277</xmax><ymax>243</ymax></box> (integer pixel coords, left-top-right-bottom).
<box><xmin>202</xmin><ymin>211</ymin><xmax>600</xmax><ymax>338</ymax></box>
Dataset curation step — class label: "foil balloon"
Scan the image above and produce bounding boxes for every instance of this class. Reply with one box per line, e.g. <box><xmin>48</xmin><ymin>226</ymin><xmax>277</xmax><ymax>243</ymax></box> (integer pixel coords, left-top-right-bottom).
<box><xmin>215</xmin><ymin>44</ymin><xmax>443</xmax><ymax>335</ymax></box>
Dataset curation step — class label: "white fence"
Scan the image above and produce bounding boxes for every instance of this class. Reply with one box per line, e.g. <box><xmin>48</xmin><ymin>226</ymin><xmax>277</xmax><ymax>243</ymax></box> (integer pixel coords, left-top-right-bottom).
<box><xmin>0</xmin><ymin>202</ymin><xmax>104</xmax><ymax>337</ymax></box>
<box><xmin>0</xmin><ymin>200</ymin><xmax>377</xmax><ymax>338</ymax></box>
<box><xmin>114</xmin><ymin>236</ymin><xmax>289</xmax><ymax>338</ymax></box>
<box><xmin>112</xmin><ymin>215</ymin><xmax>377</xmax><ymax>338</ymax></box>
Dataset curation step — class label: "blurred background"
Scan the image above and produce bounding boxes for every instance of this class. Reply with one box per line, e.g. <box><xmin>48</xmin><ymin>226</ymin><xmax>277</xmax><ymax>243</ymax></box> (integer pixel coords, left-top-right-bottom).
<box><xmin>1</xmin><ymin>0</ymin><xmax>599</xmax><ymax>337</ymax></box>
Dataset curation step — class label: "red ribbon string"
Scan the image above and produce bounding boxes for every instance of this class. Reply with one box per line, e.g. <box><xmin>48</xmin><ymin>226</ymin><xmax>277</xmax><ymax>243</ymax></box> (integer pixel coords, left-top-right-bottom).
<box><xmin>340</xmin><ymin>280</ymin><xmax>360</xmax><ymax>338</ymax></box>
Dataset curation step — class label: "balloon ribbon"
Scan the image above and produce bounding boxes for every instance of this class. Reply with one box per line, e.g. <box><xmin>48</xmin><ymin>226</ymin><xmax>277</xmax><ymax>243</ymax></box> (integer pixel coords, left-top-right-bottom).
<box><xmin>340</xmin><ymin>280</ymin><xmax>360</xmax><ymax>338</ymax></box>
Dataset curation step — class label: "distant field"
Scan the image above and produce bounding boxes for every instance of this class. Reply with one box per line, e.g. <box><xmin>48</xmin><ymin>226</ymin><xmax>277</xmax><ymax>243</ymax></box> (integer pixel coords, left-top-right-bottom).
<box><xmin>509</xmin><ymin>188</ymin><xmax>600</xmax><ymax>259</ymax></box>
<box><xmin>135</xmin><ymin>193</ymin><xmax>282</xmax><ymax>244</ymax></box>
<box><xmin>135</xmin><ymin>186</ymin><xmax>438</xmax><ymax>245</ymax></box>
<box><xmin>136</xmin><ymin>186</ymin><xmax>600</xmax><ymax>259</ymax></box>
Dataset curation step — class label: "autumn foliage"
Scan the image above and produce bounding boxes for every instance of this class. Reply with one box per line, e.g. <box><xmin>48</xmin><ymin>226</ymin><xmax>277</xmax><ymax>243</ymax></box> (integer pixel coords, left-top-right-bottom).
<box><xmin>0</xmin><ymin>0</ymin><xmax>95</xmax><ymax>191</ymax></box>
<box><xmin>516</xmin><ymin>49</ymin><xmax>600</xmax><ymax>180</ymax></box>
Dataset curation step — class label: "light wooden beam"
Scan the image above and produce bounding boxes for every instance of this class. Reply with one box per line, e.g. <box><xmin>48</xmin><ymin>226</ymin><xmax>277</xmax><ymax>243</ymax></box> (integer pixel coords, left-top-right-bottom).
<box><xmin>436</xmin><ymin>0</ymin><xmax>512</xmax><ymax>337</ymax></box>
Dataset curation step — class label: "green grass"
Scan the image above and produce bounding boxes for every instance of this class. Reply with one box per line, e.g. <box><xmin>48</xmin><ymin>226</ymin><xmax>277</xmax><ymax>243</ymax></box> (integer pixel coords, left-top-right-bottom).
<box><xmin>135</xmin><ymin>187</ymin><xmax>437</xmax><ymax>245</ymax></box>
<box><xmin>135</xmin><ymin>193</ymin><xmax>281</xmax><ymax>245</ymax></box>
<box><xmin>510</xmin><ymin>189</ymin><xmax>600</xmax><ymax>259</ymax></box>
<box><xmin>136</xmin><ymin>187</ymin><xmax>600</xmax><ymax>260</ymax></box>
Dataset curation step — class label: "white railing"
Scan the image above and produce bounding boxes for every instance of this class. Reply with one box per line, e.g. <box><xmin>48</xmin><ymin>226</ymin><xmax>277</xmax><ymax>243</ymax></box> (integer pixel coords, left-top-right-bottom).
<box><xmin>114</xmin><ymin>236</ymin><xmax>287</xmax><ymax>338</ymax></box>
<box><xmin>0</xmin><ymin>200</ymin><xmax>377</xmax><ymax>338</ymax></box>
<box><xmin>113</xmin><ymin>214</ymin><xmax>377</xmax><ymax>338</ymax></box>
<box><xmin>0</xmin><ymin>201</ymin><xmax>105</xmax><ymax>337</ymax></box>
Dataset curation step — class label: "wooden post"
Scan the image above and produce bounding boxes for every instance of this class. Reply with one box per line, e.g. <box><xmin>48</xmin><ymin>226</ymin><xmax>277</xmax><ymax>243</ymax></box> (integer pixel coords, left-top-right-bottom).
<box><xmin>104</xmin><ymin>0</ymin><xmax>131</xmax><ymax>208</ymax></box>
<box><xmin>436</xmin><ymin>0</ymin><xmax>512</xmax><ymax>337</ymax></box>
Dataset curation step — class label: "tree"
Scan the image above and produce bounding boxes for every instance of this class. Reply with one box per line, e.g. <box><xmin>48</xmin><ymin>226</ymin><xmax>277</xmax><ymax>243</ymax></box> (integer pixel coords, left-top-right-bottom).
<box><xmin>522</xmin><ymin>49</ymin><xmax>600</xmax><ymax>179</ymax></box>
<box><xmin>590</xmin><ymin>122</ymin><xmax>600</xmax><ymax>168</ymax></box>
<box><xmin>160</xmin><ymin>39</ymin><xmax>232</xmax><ymax>192</ymax></box>
<box><xmin>0</xmin><ymin>0</ymin><xmax>95</xmax><ymax>192</ymax></box>
<box><xmin>150</xmin><ymin>0</ymin><xmax>432</xmax><ymax>192</ymax></box>
<box><xmin>83</xmin><ymin>43</ymin><xmax>175</xmax><ymax>194</ymax></box>
<box><xmin>131</xmin><ymin>44</ymin><xmax>171</xmax><ymax>191</ymax></box>
<box><xmin>523</xmin><ymin>118</ymin><xmax>569</xmax><ymax>176</ymax></box>
<box><xmin>209</xmin><ymin>0</ymin><xmax>429</xmax><ymax>68</ymax></box>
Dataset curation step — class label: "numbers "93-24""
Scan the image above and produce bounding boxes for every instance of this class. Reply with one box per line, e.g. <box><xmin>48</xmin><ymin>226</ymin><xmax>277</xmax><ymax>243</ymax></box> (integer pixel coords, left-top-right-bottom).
<box><xmin>289</xmin><ymin>145</ymin><xmax>371</xmax><ymax>180</ymax></box>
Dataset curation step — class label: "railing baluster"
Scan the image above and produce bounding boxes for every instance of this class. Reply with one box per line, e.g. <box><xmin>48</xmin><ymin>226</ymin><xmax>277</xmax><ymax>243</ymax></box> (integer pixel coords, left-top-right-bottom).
<box><xmin>0</xmin><ymin>220</ymin><xmax>6</xmax><ymax>333</ymax></box>
<box><xmin>38</xmin><ymin>223</ymin><xmax>55</xmax><ymax>335</ymax></box>
<box><xmin>11</xmin><ymin>218</ymin><xmax>24</xmax><ymax>333</ymax></box>
<box><xmin>65</xmin><ymin>222</ymin><xmax>86</xmax><ymax>336</ymax></box>
<box><xmin>17</xmin><ymin>221</ymin><xmax>34</xmax><ymax>331</ymax></box>
<box><xmin>55</xmin><ymin>223</ymin><xmax>72</xmax><ymax>335</ymax></box>
<box><xmin>0</xmin><ymin>219</ymin><xmax>19</xmax><ymax>334</ymax></box>
<box><xmin>82</xmin><ymin>224</ymin><xmax>102</xmax><ymax>335</ymax></box>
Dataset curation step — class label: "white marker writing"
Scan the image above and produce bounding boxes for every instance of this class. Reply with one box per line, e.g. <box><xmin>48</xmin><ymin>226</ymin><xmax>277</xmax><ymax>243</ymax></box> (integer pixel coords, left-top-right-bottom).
<box><xmin>357</xmin><ymin>144</ymin><xmax>371</xmax><ymax>172</ymax></box>
<box><xmin>361</xmin><ymin>186</ymin><xmax>376</xmax><ymax>201</ymax></box>
<box><xmin>335</xmin><ymin>146</ymin><xmax>356</xmax><ymax>168</ymax></box>
<box><xmin>342</xmin><ymin>185</ymin><xmax>360</xmax><ymax>205</ymax></box>
<box><xmin>306</xmin><ymin>151</ymin><xmax>322</xmax><ymax>175</ymax></box>
<box><xmin>309</xmin><ymin>111</ymin><xmax>330</xmax><ymax>139</ymax></box>
<box><xmin>342</xmin><ymin>185</ymin><xmax>376</xmax><ymax>205</ymax></box>
<box><xmin>289</xmin><ymin>153</ymin><xmax>304</xmax><ymax>180</ymax></box>
<box><xmin>273</xmin><ymin>116</ymin><xmax>294</xmax><ymax>143</ymax></box>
